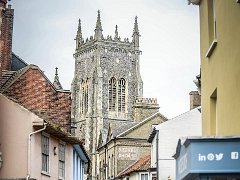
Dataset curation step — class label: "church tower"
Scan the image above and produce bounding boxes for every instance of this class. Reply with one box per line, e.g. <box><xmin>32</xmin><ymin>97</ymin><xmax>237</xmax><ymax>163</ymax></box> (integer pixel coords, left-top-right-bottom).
<box><xmin>71</xmin><ymin>11</ymin><xmax>143</xmax><ymax>179</ymax></box>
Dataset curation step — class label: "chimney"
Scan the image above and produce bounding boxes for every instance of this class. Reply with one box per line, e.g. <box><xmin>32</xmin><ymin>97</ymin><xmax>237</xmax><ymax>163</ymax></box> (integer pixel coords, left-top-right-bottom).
<box><xmin>189</xmin><ymin>91</ymin><xmax>201</xmax><ymax>110</ymax></box>
<box><xmin>0</xmin><ymin>1</ymin><xmax>14</xmax><ymax>71</ymax></box>
<box><xmin>133</xmin><ymin>98</ymin><xmax>159</xmax><ymax>122</ymax></box>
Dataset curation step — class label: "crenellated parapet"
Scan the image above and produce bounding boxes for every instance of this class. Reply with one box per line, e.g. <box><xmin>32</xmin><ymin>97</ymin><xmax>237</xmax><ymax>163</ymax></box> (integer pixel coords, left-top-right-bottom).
<box><xmin>133</xmin><ymin>97</ymin><xmax>160</xmax><ymax>122</ymax></box>
<box><xmin>135</xmin><ymin>97</ymin><xmax>158</xmax><ymax>105</ymax></box>
<box><xmin>74</xmin><ymin>10</ymin><xmax>141</xmax><ymax>57</ymax></box>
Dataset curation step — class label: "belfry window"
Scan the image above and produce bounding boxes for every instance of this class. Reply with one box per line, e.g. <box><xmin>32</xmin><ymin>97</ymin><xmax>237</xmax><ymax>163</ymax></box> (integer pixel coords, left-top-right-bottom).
<box><xmin>109</xmin><ymin>77</ymin><xmax>117</xmax><ymax>111</ymax></box>
<box><xmin>118</xmin><ymin>78</ymin><xmax>126</xmax><ymax>112</ymax></box>
<box><xmin>109</xmin><ymin>77</ymin><xmax>126</xmax><ymax>112</ymax></box>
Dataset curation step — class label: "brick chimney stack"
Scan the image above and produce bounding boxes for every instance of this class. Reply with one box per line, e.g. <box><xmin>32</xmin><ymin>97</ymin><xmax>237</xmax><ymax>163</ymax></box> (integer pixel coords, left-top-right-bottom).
<box><xmin>189</xmin><ymin>91</ymin><xmax>201</xmax><ymax>110</ymax></box>
<box><xmin>0</xmin><ymin>0</ymin><xmax>14</xmax><ymax>76</ymax></box>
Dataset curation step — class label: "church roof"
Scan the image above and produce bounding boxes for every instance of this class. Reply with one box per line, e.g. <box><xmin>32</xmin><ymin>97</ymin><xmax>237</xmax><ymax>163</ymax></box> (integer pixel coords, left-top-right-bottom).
<box><xmin>117</xmin><ymin>155</ymin><xmax>151</xmax><ymax>178</ymax></box>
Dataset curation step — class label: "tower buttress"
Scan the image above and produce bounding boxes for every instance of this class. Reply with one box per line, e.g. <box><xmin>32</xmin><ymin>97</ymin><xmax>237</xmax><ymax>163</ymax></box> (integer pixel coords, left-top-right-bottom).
<box><xmin>132</xmin><ymin>16</ymin><xmax>140</xmax><ymax>49</ymax></box>
<box><xmin>114</xmin><ymin>25</ymin><xmax>119</xmax><ymax>40</ymax></box>
<box><xmin>75</xmin><ymin>19</ymin><xmax>83</xmax><ymax>50</ymax></box>
<box><xmin>94</xmin><ymin>10</ymin><xmax>103</xmax><ymax>41</ymax></box>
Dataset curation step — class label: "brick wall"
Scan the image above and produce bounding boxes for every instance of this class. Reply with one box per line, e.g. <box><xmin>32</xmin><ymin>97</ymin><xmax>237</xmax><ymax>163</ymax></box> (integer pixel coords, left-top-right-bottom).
<box><xmin>0</xmin><ymin>2</ymin><xmax>14</xmax><ymax>72</ymax></box>
<box><xmin>3</xmin><ymin>67</ymin><xmax>71</xmax><ymax>131</ymax></box>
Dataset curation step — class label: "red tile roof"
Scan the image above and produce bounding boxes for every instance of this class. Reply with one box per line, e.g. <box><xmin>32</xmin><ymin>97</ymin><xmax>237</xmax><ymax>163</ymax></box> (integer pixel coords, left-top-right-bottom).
<box><xmin>118</xmin><ymin>155</ymin><xmax>151</xmax><ymax>177</ymax></box>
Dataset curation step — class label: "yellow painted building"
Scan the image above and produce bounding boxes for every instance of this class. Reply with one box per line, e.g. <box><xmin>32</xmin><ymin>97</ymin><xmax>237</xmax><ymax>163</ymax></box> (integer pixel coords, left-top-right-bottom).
<box><xmin>191</xmin><ymin>0</ymin><xmax>240</xmax><ymax>135</ymax></box>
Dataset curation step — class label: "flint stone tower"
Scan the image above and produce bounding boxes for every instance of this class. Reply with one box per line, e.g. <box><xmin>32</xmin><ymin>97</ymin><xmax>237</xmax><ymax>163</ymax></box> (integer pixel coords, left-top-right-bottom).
<box><xmin>71</xmin><ymin>11</ymin><xmax>143</xmax><ymax>179</ymax></box>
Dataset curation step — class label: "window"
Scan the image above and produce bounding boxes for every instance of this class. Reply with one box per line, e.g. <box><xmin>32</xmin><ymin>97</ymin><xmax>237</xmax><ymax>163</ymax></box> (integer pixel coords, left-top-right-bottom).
<box><xmin>108</xmin><ymin>156</ymin><xmax>111</xmax><ymax>178</ymax></box>
<box><xmin>118</xmin><ymin>78</ymin><xmax>126</xmax><ymax>112</ymax></box>
<box><xmin>80</xmin><ymin>80</ymin><xmax>89</xmax><ymax>114</ymax></box>
<box><xmin>140</xmin><ymin>173</ymin><xmax>149</xmax><ymax>180</ymax></box>
<box><xmin>42</xmin><ymin>134</ymin><xmax>50</xmax><ymax>173</ymax></box>
<box><xmin>109</xmin><ymin>77</ymin><xmax>117</xmax><ymax>111</ymax></box>
<box><xmin>109</xmin><ymin>77</ymin><xmax>126</xmax><ymax>112</ymax></box>
<box><xmin>59</xmin><ymin>143</ymin><xmax>65</xmax><ymax>179</ymax></box>
<box><xmin>99</xmin><ymin>161</ymin><xmax>102</xmax><ymax>180</ymax></box>
<box><xmin>111</xmin><ymin>154</ymin><xmax>114</xmax><ymax>177</ymax></box>
<box><xmin>206</xmin><ymin>0</ymin><xmax>217</xmax><ymax>57</ymax></box>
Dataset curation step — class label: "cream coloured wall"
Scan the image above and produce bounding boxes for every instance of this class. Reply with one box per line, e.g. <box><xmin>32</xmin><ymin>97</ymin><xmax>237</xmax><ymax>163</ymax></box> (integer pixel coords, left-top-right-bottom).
<box><xmin>199</xmin><ymin>0</ymin><xmax>240</xmax><ymax>136</ymax></box>
<box><xmin>0</xmin><ymin>94</ymin><xmax>39</xmax><ymax>178</ymax></box>
<box><xmin>0</xmin><ymin>94</ymin><xmax>74</xmax><ymax>179</ymax></box>
<box><xmin>31</xmin><ymin>133</ymin><xmax>73</xmax><ymax>180</ymax></box>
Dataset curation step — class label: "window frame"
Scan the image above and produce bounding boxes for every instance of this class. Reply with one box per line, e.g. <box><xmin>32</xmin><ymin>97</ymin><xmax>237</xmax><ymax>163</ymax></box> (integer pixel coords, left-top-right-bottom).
<box><xmin>58</xmin><ymin>141</ymin><xmax>66</xmax><ymax>179</ymax></box>
<box><xmin>206</xmin><ymin>0</ymin><xmax>217</xmax><ymax>58</ymax></box>
<box><xmin>108</xmin><ymin>77</ymin><xmax>127</xmax><ymax>113</ymax></box>
<box><xmin>109</xmin><ymin>77</ymin><xmax>117</xmax><ymax>111</ymax></box>
<box><xmin>139</xmin><ymin>172</ymin><xmax>149</xmax><ymax>180</ymax></box>
<box><xmin>41</xmin><ymin>132</ymin><xmax>50</xmax><ymax>175</ymax></box>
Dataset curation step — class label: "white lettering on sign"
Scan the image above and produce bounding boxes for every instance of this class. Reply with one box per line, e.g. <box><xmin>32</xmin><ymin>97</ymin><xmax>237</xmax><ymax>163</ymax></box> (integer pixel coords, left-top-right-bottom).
<box><xmin>118</xmin><ymin>147</ymin><xmax>138</xmax><ymax>160</ymax></box>
<box><xmin>198</xmin><ymin>153</ymin><xmax>223</xmax><ymax>161</ymax></box>
<box><xmin>231</xmin><ymin>152</ymin><xmax>239</xmax><ymax>160</ymax></box>
<box><xmin>178</xmin><ymin>154</ymin><xmax>187</xmax><ymax>174</ymax></box>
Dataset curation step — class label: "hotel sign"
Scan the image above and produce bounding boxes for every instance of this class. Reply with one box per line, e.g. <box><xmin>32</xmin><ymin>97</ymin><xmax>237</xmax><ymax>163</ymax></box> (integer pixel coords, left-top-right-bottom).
<box><xmin>175</xmin><ymin>139</ymin><xmax>240</xmax><ymax>180</ymax></box>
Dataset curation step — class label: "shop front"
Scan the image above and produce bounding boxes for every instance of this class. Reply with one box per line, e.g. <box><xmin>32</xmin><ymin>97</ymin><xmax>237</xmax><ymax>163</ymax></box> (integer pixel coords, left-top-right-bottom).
<box><xmin>173</xmin><ymin>137</ymin><xmax>240</xmax><ymax>180</ymax></box>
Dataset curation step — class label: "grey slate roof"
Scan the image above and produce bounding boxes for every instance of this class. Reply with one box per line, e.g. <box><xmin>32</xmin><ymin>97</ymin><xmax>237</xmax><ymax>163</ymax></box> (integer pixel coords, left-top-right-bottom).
<box><xmin>109</xmin><ymin>120</ymin><xmax>138</xmax><ymax>138</ymax></box>
<box><xmin>11</xmin><ymin>52</ymin><xmax>28</xmax><ymax>71</ymax></box>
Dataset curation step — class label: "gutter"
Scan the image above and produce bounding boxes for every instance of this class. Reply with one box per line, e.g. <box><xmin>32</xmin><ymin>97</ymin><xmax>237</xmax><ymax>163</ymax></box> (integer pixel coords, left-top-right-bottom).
<box><xmin>26</xmin><ymin>123</ymin><xmax>47</xmax><ymax>180</ymax></box>
<box><xmin>156</xmin><ymin>130</ymin><xmax>159</xmax><ymax>180</ymax></box>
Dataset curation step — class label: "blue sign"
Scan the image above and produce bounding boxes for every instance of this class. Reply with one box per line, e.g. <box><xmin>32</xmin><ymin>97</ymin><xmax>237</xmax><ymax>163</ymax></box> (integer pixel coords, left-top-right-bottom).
<box><xmin>175</xmin><ymin>139</ymin><xmax>240</xmax><ymax>180</ymax></box>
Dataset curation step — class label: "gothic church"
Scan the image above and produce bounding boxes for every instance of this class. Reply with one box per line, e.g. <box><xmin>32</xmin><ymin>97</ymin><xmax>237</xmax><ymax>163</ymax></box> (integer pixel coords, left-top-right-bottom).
<box><xmin>71</xmin><ymin>11</ymin><xmax>166</xmax><ymax>179</ymax></box>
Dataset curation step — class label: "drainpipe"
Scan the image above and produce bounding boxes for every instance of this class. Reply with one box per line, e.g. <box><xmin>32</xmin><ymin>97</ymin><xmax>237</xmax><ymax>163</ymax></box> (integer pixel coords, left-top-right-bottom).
<box><xmin>156</xmin><ymin>130</ymin><xmax>159</xmax><ymax>180</ymax></box>
<box><xmin>26</xmin><ymin>123</ymin><xmax>47</xmax><ymax>180</ymax></box>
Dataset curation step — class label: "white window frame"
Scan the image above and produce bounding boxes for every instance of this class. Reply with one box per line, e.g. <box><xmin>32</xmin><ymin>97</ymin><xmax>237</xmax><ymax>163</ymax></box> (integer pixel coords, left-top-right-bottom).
<box><xmin>59</xmin><ymin>141</ymin><xmax>66</xmax><ymax>179</ymax></box>
<box><xmin>139</xmin><ymin>172</ymin><xmax>149</xmax><ymax>180</ymax></box>
<box><xmin>109</xmin><ymin>77</ymin><xmax>127</xmax><ymax>113</ymax></box>
<box><xmin>41</xmin><ymin>132</ymin><xmax>50</xmax><ymax>175</ymax></box>
<box><xmin>206</xmin><ymin>0</ymin><xmax>217</xmax><ymax>58</ymax></box>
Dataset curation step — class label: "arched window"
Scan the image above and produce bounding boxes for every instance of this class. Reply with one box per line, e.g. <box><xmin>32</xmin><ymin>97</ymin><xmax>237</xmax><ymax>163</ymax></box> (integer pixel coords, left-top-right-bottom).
<box><xmin>85</xmin><ymin>84</ymin><xmax>88</xmax><ymax>113</ymax></box>
<box><xmin>80</xmin><ymin>80</ymin><xmax>89</xmax><ymax>114</ymax></box>
<box><xmin>109</xmin><ymin>77</ymin><xmax>116</xmax><ymax>111</ymax></box>
<box><xmin>118</xmin><ymin>78</ymin><xmax>126</xmax><ymax>112</ymax></box>
<box><xmin>81</xmin><ymin>82</ymin><xmax>84</xmax><ymax>114</ymax></box>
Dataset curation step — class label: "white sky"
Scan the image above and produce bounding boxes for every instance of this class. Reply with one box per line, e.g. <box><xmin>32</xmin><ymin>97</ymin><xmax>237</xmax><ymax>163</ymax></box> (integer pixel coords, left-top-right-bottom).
<box><xmin>11</xmin><ymin>0</ymin><xmax>200</xmax><ymax>119</ymax></box>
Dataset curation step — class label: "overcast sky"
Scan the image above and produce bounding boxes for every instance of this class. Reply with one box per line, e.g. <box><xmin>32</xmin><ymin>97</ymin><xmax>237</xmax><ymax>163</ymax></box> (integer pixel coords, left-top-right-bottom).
<box><xmin>11</xmin><ymin>0</ymin><xmax>200</xmax><ymax>119</ymax></box>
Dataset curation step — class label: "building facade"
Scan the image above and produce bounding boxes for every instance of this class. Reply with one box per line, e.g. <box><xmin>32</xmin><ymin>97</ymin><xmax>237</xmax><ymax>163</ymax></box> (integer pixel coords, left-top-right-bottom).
<box><xmin>98</xmin><ymin>112</ymin><xmax>167</xmax><ymax>180</ymax></box>
<box><xmin>174</xmin><ymin>1</ymin><xmax>240</xmax><ymax>180</ymax></box>
<box><xmin>0</xmin><ymin>94</ymin><xmax>89</xmax><ymax>180</ymax></box>
<box><xmin>191</xmin><ymin>0</ymin><xmax>240</xmax><ymax>136</ymax></box>
<box><xmin>148</xmin><ymin>107</ymin><xmax>201</xmax><ymax>180</ymax></box>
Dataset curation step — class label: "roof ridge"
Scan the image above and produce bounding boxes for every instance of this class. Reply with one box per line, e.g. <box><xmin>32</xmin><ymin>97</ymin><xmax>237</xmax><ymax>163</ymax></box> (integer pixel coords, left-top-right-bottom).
<box><xmin>0</xmin><ymin>65</ymin><xmax>33</xmax><ymax>92</ymax></box>
<box><xmin>117</xmin><ymin>155</ymin><xmax>151</xmax><ymax>177</ymax></box>
<box><xmin>117</xmin><ymin>112</ymin><xmax>167</xmax><ymax>138</ymax></box>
